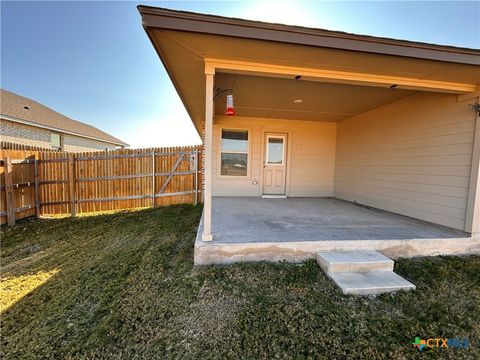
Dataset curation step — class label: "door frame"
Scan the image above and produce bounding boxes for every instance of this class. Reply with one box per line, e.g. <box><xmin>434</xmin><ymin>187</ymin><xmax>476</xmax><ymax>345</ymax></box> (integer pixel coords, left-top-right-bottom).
<box><xmin>260</xmin><ymin>130</ymin><xmax>291</xmax><ymax>196</ymax></box>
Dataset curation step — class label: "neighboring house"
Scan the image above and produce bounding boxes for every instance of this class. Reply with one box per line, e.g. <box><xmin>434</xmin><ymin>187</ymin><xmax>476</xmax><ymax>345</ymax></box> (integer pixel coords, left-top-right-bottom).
<box><xmin>139</xmin><ymin>6</ymin><xmax>480</xmax><ymax>264</ymax></box>
<box><xmin>0</xmin><ymin>89</ymin><xmax>128</xmax><ymax>152</ymax></box>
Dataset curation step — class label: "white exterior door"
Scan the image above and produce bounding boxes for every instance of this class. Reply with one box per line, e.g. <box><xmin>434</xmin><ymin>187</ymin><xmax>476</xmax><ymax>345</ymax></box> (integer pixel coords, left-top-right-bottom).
<box><xmin>263</xmin><ymin>134</ymin><xmax>287</xmax><ymax>195</ymax></box>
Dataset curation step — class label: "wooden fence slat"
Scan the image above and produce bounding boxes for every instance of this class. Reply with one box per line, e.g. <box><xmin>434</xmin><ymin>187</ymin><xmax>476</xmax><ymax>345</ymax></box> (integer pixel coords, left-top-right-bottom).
<box><xmin>152</xmin><ymin>151</ymin><xmax>155</xmax><ymax>208</ymax></box>
<box><xmin>34</xmin><ymin>157</ymin><xmax>40</xmax><ymax>217</ymax></box>
<box><xmin>3</xmin><ymin>156</ymin><xmax>15</xmax><ymax>225</ymax></box>
<box><xmin>69</xmin><ymin>156</ymin><xmax>77</xmax><ymax>217</ymax></box>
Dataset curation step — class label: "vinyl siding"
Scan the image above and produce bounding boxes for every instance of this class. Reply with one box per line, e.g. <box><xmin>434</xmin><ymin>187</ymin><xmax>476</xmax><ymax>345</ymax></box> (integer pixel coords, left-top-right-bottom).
<box><xmin>212</xmin><ymin>116</ymin><xmax>336</xmax><ymax>197</ymax></box>
<box><xmin>334</xmin><ymin>92</ymin><xmax>476</xmax><ymax>231</ymax></box>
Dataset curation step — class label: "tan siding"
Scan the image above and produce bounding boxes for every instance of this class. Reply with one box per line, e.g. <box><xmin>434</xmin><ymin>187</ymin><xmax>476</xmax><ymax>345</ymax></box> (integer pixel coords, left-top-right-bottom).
<box><xmin>212</xmin><ymin>116</ymin><xmax>336</xmax><ymax>197</ymax></box>
<box><xmin>334</xmin><ymin>92</ymin><xmax>476</xmax><ymax>230</ymax></box>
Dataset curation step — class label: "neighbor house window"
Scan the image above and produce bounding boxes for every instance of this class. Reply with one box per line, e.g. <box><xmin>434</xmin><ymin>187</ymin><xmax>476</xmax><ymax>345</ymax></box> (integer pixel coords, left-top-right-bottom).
<box><xmin>51</xmin><ymin>133</ymin><xmax>62</xmax><ymax>150</ymax></box>
<box><xmin>221</xmin><ymin>129</ymin><xmax>248</xmax><ymax>176</ymax></box>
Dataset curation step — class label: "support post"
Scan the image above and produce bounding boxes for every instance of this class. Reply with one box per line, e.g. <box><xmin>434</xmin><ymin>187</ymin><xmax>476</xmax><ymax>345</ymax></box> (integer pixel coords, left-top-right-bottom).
<box><xmin>466</xmin><ymin>105</ymin><xmax>480</xmax><ymax>237</ymax></box>
<box><xmin>69</xmin><ymin>156</ymin><xmax>77</xmax><ymax>217</ymax></box>
<box><xmin>194</xmin><ymin>148</ymin><xmax>199</xmax><ymax>206</ymax></box>
<box><xmin>4</xmin><ymin>156</ymin><xmax>15</xmax><ymax>226</ymax></box>
<box><xmin>202</xmin><ymin>67</ymin><xmax>214</xmax><ymax>241</ymax></box>
<box><xmin>34</xmin><ymin>157</ymin><xmax>40</xmax><ymax>217</ymax></box>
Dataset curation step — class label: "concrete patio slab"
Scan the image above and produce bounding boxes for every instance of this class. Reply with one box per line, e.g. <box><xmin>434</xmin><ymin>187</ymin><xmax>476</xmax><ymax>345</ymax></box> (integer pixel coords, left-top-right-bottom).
<box><xmin>210</xmin><ymin>197</ymin><xmax>468</xmax><ymax>243</ymax></box>
<box><xmin>194</xmin><ymin>197</ymin><xmax>479</xmax><ymax>265</ymax></box>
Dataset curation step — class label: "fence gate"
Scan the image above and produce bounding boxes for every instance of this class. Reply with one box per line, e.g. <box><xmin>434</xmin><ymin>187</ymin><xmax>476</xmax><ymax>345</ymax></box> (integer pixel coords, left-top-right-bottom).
<box><xmin>156</xmin><ymin>149</ymin><xmax>199</xmax><ymax>205</ymax></box>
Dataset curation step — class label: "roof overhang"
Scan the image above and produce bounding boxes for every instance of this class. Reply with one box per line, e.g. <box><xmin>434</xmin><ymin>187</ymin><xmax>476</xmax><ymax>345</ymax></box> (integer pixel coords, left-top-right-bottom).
<box><xmin>138</xmin><ymin>6</ymin><xmax>480</xmax><ymax>133</ymax></box>
<box><xmin>139</xmin><ymin>6</ymin><xmax>480</xmax><ymax>65</ymax></box>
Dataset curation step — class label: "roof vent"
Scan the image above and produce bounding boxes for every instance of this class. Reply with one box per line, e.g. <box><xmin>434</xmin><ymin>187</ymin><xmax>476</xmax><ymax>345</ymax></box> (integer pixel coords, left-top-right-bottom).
<box><xmin>23</xmin><ymin>106</ymin><xmax>31</xmax><ymax>110</ymax></box>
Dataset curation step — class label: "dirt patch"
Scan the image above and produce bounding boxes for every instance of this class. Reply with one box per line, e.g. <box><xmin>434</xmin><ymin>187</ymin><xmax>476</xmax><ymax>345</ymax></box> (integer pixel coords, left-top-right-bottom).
<box><xmin>177</xmin><ymin>285</ymin><xmax>247</xmax><ymax>339</ymax></box>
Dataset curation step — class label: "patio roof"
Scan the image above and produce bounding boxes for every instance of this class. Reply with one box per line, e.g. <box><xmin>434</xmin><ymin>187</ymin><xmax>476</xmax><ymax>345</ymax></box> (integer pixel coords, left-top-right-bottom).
<box><xmin>139</xmin><ymin>6</ymin><xmax>480</xmax><ymax>64</ymax></box>
<box><xmin>138</xmin><ymin>6</ymin><xmax>480</xmax><ymax>132</ymax></box>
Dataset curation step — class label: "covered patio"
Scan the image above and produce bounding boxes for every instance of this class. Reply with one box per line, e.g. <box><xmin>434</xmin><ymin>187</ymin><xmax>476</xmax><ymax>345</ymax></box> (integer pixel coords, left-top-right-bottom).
<box><xmin>194</xmin><ymin>197</ymin><xmax>475</xmax><ymax>264</ymax></box>
<box><xmin>139</xmin><ymin>6</ymin><xmax>480</xmax><ymax>265</ymax></box>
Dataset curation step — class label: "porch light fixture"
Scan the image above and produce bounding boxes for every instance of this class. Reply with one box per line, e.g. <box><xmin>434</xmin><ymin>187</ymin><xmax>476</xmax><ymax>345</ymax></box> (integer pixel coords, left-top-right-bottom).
<box><xmin>293</xmin><ymin>99</ymin><xmax>303</xmax><ymax>104</ymax></box>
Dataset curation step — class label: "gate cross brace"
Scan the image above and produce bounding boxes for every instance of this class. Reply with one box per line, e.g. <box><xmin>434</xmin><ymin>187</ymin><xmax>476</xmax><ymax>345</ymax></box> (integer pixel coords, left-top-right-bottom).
<box><xmin>157</xmin><ymin>152</ymin><xmax>186</xmax><ymax>195</ymax></box>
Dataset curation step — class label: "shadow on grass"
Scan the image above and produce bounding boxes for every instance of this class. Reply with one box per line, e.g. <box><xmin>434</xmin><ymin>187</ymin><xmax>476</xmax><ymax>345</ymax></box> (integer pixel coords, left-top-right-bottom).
<box><xmin>1</xmin><ymin>205</ymin><xmax>479</xmax><ymax>359</ymax></box>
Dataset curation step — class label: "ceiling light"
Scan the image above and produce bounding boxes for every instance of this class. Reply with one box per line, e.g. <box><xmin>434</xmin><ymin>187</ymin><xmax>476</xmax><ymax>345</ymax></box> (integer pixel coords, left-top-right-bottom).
<box><xmin>293</xmin><ymin>99</ymin><xmax>303</xmax><ymax>104</ymax></box>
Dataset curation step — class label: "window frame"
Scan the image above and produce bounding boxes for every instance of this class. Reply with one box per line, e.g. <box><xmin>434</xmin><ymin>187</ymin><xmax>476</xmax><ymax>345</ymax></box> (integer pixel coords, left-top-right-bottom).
<box><xmin>265</xmin><ymin>135</ymin><xmax>286</xmax><ymax>166</ymax></box>
<box><xmin>219</xmin><ymin>128</ymin><xmax>250</xmax><ymax>178</ymax></box>
<box><xmin>50</xmin><ymin>132</ymin><xmax>63</xmax><ymax>150</ymax></box>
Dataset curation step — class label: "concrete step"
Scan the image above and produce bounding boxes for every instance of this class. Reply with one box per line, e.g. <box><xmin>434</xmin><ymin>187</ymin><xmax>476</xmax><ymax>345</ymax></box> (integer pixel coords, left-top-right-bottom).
<box><xmin>327</xmin><ymin>271</ymin><xmax>416</xmax><ymax>296</ymax></box>
<box><xmin>316</xmin><ymin>250</ymin><xmax>394</xmax><ymax>273</ymax></box>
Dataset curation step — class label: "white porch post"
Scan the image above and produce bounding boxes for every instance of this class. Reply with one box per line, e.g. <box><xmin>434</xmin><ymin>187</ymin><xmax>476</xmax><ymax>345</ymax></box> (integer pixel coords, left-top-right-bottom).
<box><xmin>202</xmin><ymin>66</ymin><xmax>214</xmax><ymax>241</ymax></box>
<box><xmin>466</xmin><ymin>105</ymin><xmax>480</xmax><ymax>237</ymax></box>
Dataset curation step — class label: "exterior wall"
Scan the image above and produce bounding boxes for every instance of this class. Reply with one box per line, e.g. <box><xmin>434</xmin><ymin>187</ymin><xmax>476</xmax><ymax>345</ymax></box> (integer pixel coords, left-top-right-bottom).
<box><xmin>334</xmin><ymin>92</ymin><xmax>477</xmax><ymax>231</ymax></box>
<box><xmin>1</xmin><ymin>119</ymin><xmax>117</xmax><ymax>152</ymax></box>
<box><xmin>63</xmin><ymin>134</ymin><xmax>116</xmax><ymax>152</ymax></box>
<box><xmin>1</xmin><ymin>118</ymin><xmax>51</xmax><ymax>147</ymax></box>
<box><xmin>212</xmin><ymin>116</ymin><xmax>337</xmax><ymax>197</ymax></box>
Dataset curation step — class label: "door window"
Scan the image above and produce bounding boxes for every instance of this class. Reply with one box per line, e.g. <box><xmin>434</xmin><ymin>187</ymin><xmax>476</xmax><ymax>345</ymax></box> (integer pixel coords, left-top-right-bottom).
<box><xmin>267</xmin><ymin>137</ymin><xmax>284</xmax><ymax>165</ymax></box>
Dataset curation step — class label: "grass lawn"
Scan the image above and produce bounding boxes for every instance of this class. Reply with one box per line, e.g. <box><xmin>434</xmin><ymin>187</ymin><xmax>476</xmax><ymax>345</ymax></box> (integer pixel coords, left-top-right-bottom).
<box><xmin>1</xmin><ymin>205</ymin><xmax>479</xmax><ymax>359</ymax></box>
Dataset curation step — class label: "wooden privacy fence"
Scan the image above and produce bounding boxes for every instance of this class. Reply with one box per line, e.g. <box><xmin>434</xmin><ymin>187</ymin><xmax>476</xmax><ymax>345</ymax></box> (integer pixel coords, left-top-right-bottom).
<box><xmin>0</xmin><ymin>146</ymin><xmax>203</xmax><ymax>225</ymax></box>
<box><xmin>1</xmin><ymin>141</ymin><xmax>64</xmax><ymax>152</ymax></box>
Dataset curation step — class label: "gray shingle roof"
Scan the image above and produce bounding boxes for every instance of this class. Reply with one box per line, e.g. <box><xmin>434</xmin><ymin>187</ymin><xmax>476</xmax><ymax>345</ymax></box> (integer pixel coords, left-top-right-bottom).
<box><xmin>0</xmin><ymin>89</ymin><xmax>128</xmax><ymax>146</ymax></box>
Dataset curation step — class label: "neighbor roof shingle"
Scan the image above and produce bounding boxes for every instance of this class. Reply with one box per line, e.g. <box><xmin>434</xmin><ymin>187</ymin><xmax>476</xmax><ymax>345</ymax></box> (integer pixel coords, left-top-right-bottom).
<box><xmin>0</xmin><ymin>89</ymin><xmax>128</xmax><ymax>146</ymax></box>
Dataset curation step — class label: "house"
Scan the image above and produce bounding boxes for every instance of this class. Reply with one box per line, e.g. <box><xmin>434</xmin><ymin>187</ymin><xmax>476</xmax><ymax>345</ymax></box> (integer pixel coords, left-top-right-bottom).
<box><xmin>1</xmin><ymin>89</ymin><xmax>128</xmax><ymax>151</ymax></box>
<box><xmin>138</xmin><ymin>6</ymin><xmax>480</xmax><ymax>265</ymax></box>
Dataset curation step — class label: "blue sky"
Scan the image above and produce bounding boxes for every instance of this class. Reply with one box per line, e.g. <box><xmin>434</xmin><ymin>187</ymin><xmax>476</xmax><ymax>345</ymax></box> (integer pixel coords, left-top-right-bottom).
<box><xmin>2</xmin><ymin>1</ymin><xmax>479</xmax><ymax>147</ymax></box>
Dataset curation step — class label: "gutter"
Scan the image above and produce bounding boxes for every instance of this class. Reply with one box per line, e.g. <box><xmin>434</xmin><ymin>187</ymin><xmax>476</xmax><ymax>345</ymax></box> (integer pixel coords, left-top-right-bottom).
<box><xmin>0</xmin><ymin>114</ymin><xmax>129</xmax><ymax>147</ymax></box>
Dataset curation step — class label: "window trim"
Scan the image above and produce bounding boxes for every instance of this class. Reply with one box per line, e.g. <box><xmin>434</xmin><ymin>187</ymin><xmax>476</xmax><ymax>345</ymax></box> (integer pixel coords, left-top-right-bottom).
<box><xmin>219</xmin><ymin>127</ymin><xmax>250</xmax><ymax>178</ymax></box>
<box><xmin>265</xmin><ymin>135</ymin><xmax>286</xmax><ymax>166</ymax></box>
<box><xmin>50</xmin><ymin>132</ymin><xmax>63</xmax><ymax>150</ymax></box>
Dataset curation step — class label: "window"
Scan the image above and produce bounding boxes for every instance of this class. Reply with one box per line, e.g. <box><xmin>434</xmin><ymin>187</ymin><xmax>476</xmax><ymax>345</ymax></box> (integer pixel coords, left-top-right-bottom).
<box><xmin>221</xmin><ymin>129</ymin><xmax>248</xmax><ymax>176</ymax></box>
<box><xmin>267</xmin><ymin>137</ymin><xmax>284</xmax><ymax>165</ymax></box>
<box><xmin>51</xmin><ymin>133</ymin><xmax>62</xmax><ymax>150</ymax></box>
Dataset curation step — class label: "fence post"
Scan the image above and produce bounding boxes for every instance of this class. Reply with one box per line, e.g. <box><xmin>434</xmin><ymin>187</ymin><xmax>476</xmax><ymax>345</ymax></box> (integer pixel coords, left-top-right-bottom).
<box><xmin>69</xmin><ymin>155</ymin><xmax>77</xmax><ymax>217</ymax></box>
<box><xmin>152</xmin><ymin>151</ymin><xmax>156</xmax><ymax>208</ymax></box>
<box><xmin>34</xmin><ymin>156</ymin><xmax>40</xmax><ymax>218</ymax></box>
<box><xmin>3</xmin><ymin>156</ymin><xmax>15</xmax><ymax>226</ymax></box>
